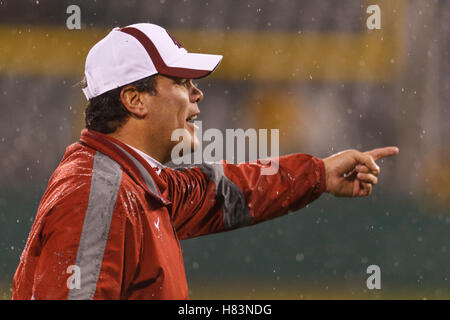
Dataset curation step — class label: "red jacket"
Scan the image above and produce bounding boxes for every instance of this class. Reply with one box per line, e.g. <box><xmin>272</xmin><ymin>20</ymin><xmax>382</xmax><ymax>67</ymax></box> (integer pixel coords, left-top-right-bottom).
<box><xmin>13</xmin><ymin>129</ymin><xmax>325</xmax><ymax>300</ymax></box>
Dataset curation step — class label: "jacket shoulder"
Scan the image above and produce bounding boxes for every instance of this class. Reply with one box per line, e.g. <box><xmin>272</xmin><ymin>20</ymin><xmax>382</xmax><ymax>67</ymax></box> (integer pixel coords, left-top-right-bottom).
<box><xmin>39</xmin><ymin>143</ymin><xmax>126</xmax><ymax>214</ymax></box>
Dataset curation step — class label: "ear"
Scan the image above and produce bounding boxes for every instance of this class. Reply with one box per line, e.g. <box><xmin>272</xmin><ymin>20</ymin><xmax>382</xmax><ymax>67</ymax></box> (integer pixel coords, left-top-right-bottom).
<box><xmin>119</xmin><ymin>86</ymin><xmax>148</xmax><ymax>118</ymax></box>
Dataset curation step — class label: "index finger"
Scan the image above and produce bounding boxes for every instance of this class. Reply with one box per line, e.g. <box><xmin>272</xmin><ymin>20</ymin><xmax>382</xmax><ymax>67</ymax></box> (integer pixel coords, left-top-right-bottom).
<box><xmin>365</xmin><ymin>146</ymin><xmax>399</xmax><ymax>161</ymax></box>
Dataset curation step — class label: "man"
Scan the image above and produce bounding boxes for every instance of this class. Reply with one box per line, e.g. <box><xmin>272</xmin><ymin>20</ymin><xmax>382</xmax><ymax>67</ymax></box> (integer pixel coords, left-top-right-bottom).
<box><xmin>13</xmin><ymin>23</ymin><xmax>398</xmax><ymax>300</ymax></box>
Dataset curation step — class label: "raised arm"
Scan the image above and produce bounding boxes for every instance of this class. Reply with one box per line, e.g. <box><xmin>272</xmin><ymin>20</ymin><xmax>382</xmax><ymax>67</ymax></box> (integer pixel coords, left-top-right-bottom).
<box><xmin>161</xmin><ymin>153</ymin><xmax>325</xmax><ymax>240</ymax></box>
<box><xmin>162</xmin><ymin>146</ymin><xmax>399</xmax><ymax>240</ymax></box>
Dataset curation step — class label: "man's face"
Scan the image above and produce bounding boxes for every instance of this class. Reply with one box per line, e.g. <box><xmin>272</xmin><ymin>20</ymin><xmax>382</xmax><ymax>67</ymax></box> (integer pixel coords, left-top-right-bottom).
<box><xmin>142</xmin><ymin>74</ymin><xmax>203</xmax><ymax>161</ymax></box>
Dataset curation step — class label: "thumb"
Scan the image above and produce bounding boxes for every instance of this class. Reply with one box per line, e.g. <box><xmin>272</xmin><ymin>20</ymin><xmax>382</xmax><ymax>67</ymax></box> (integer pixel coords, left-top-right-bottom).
<box><xmin>353</xmin><ymin>151</ymin><xmax>380</xmax><ymax>174</ymax></box>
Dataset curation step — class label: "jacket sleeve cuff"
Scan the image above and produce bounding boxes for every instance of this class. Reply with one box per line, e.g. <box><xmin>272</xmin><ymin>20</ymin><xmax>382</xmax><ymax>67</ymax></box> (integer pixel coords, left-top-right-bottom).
<box><xmin>313</xmin><ymin>157</ymin><xmax>327</xmax><ymax>198</ymax></box>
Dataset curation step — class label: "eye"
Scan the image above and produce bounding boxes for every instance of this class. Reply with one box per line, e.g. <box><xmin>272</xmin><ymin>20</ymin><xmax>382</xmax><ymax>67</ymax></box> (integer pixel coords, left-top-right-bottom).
<box><xmin>174</xmin><ymin>78</ymin><xmax>195</xmax><ymax>89</ymax></box>
<box><xmin>175</xmin><ymin>78</ymin><xmax>189</xmax><ymax>86</ymax></box>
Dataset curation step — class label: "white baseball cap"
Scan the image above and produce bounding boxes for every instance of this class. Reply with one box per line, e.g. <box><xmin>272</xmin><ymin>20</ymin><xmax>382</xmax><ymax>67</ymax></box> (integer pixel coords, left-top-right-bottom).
<box><xmin>82</xmin><ymin>23</ymin><xmax>223</xmax><ymax>100</ymax></box>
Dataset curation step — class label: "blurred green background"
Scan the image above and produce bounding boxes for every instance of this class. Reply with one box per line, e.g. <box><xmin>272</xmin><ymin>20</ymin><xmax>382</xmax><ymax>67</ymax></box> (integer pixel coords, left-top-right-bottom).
<box><xmin>0</xmin><ymin>0</ymin><xmax>449</xmax><ymax>299</ymax></box>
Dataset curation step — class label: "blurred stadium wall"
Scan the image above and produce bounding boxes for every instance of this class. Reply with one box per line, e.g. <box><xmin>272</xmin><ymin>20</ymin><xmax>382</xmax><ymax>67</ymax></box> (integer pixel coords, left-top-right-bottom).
<box><xmin>0</xmin><ymin>0</ymin><xmax>448</xmax><ymax>299</ymax></box>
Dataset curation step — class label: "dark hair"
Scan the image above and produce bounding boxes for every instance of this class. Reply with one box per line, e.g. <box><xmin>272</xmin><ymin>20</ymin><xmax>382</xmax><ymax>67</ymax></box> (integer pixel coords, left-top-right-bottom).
<box><xmin>83</xmin><ymin>75</ymin><xmax>157</xmax><ymax>134</ymax></box>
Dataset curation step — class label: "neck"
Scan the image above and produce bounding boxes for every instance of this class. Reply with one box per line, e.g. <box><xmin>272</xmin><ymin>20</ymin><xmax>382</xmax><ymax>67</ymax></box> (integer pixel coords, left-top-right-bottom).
<box><xmin>107</xmin><ymin>124</ymin><xmax>170</xmax><ymax>164</ymax></box>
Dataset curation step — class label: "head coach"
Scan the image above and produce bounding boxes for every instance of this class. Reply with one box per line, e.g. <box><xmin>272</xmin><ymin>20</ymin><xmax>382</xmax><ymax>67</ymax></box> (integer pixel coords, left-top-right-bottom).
<box><xmin>12</xmin><ymin>23</ymin><xmax>399</xmax><ymax>299</ymax></box>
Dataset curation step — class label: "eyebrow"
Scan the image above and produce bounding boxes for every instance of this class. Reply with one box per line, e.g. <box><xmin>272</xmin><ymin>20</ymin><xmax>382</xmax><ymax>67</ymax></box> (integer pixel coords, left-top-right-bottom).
<box><xmin>167</xmin><ymin>75</ymin><xmax>185</xmax><ymax>81</ymax></box>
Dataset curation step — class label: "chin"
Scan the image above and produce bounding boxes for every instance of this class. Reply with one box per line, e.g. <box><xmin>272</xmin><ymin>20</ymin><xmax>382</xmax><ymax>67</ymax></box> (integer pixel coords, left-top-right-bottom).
<box><xmin>191</xmin><ymin>136</ymin><xmax>200</xmax><ymax>153</ymax></box>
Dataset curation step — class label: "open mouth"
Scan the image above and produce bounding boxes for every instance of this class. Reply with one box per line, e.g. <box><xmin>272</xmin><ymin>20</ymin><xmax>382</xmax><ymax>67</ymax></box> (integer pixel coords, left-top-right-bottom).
<box><xmin>186</xmin><ymin>114</ymin><xmax>198</xmax><ymax>124</ymax></box>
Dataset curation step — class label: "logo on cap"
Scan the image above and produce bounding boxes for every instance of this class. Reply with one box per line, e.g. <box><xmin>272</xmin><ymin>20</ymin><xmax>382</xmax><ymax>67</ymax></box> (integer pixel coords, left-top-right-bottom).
<box><xmin>166</xmin><ymin>30</ymin><xmax>183</xmax><ymax>49</ymax></box>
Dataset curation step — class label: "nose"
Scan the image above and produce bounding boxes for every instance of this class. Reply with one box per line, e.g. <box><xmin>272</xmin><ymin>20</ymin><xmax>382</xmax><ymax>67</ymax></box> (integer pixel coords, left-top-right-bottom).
<box><xmin>190</xmin><ymin>83</ymin><xmax>204</xmax><ymax>103</ymax></box>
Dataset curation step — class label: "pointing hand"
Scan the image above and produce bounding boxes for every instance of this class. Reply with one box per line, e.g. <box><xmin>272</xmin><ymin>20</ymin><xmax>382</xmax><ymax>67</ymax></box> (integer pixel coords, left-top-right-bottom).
<box><xmin>322</xmin><ymin>146</ymin><xmax>399</xmax><ymax>197</ymax></box>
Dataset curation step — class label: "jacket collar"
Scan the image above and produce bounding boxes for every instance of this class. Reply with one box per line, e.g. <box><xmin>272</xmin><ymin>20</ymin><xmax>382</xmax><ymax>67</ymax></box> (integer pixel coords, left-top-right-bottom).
<box><xmin>79</xmin><ymin>129</ymin><xmax>170</xmax><ymax>205</ymax></box>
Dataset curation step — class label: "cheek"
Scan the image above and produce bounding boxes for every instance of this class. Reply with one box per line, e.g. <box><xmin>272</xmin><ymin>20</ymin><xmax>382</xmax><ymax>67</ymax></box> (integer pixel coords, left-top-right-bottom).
<box><xmin>150</xmin><ymin>87</ymin><xmax>190</xmax><ymax>132</ymax></box>
<box><xmin>162</xmin><ymin>95</ymin><xmax>187</xmax><ymax>124</ymax></box>
<box><xmin>155</xmin><ymin>100</ymin><xmax>183</xmax><ymax>126</ymax></box>
<box><xmin>171</xmin><ymin>90</ymin><xmax>190</xmax><ymax>120</ymax></box>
